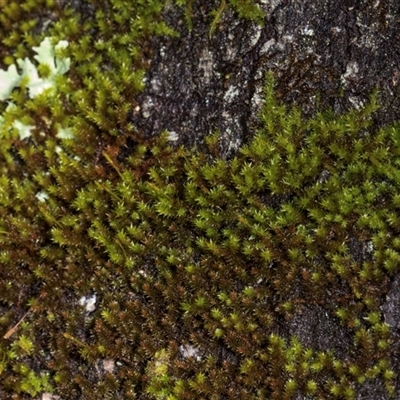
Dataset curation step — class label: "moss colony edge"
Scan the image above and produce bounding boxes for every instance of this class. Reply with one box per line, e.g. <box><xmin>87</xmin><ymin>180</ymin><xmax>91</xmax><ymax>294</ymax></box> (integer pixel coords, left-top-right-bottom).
<box><xmin>0</xmin><ymin>1</ymin><xmax>400</xmax><ymax>399</ymax></box>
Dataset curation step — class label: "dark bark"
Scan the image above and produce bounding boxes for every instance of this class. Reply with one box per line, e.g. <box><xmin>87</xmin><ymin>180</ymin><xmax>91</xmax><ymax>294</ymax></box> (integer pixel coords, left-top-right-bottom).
<box><xmin>131</xmin><ymin>1</ymin><xmax>400</xmax><ymax>152</ymax></box>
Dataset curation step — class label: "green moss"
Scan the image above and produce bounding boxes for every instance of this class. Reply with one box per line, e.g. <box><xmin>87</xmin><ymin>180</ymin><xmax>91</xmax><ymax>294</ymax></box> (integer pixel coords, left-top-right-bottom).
<box><xmin>0</xmin><ymin>0</ymin><xmax>399</xmax><ymax>399</ymax></box>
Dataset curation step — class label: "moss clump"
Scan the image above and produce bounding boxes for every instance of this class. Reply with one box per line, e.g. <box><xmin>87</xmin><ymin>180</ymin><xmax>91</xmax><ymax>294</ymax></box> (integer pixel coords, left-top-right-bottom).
<box><xmin>0</xmin><ymin>1</ymin><xmax>399</xmax><ymax>399</ymax></box>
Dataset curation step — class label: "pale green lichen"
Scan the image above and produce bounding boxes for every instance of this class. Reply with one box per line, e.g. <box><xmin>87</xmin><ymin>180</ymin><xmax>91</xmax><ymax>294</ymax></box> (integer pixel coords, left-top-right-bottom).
<box><xmin>0</xmin><ymin>37</ymin><xmax>70</xmax><ymax>141</ymax></box>
<box><xmin>0</xmin><ymin>37</ymin><xmax>70</xmax><ymax>101</ymax></box>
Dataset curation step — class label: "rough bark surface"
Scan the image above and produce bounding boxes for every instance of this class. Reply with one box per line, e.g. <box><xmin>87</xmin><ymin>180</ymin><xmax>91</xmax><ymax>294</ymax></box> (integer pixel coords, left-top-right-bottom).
<box><xmin>129</xmin><ymin>1</ymin><xmax>400</xmax><ymax>398</ymax></box>
<box><xmin>131</xmin><ymin>1</ymin><xmax>400</xmax><ymax>150</ymax></box>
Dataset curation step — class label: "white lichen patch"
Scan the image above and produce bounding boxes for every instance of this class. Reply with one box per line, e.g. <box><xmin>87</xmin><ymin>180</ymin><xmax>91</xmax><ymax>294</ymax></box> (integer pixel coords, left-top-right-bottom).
<box><xmin>179</xmin><ymin>344</ymin><xmax>201</xmax><ymax>360</ymax></box>
<box><xmin>56</xmin><ymin>126</ymin><xmax>73</xmax><ymax>139</ymax></box>
<box><xmin>348</xmin><ymin>96</ymin><xmax>365</xmax><ymax>110</ymax></box>
<box><xmin>300</xmin><ymin>26</ymin><xmax>314</xmax><ymax>36</ymax></box>
<box><xmin>102</xmin><ymin>358</ymin><xmax>115</xmax><ymax>373</ymax></box>
<box><xmin>364</xmin><ymin>241</ymin><xmax>374</xmax><ymax>254</ymax></box>
<box><xmin>13</xmin><ymin>120</ymin><xmax>34</xmax><ymax>140</ymax></box>
<box><xmin>150</xmin><ymin>76</ymin><xmax>162</xmax><ymax>92</ymax></box>
<box><xmin>167</xmin><ymin>130</ymin><xmax>179</xmax><ymax>142</ymax></box>
<box><xmin>141</xmin><ymin>96</ymin><xmax>154</xmax><ymax>119</ymax></box>
<box><xmin>0</xmin><ymin>37</ymin><xmax>70</xmax><ymax>101</ymax></box>
<box><xmin>95</xmin><ymin>358</ymin><xmax>116</xmax><ymax>374</ymax></box>
<box><xmin>138</xmin><ymin>269</ymin><xmax>148</xmax><ymax>277</ymax></box>
<box><xmin>283</xmin><ymin>34</ymin><xmax>294</xmax><ymax>43</ymax></box>
<box><xmin>78</xmin><ymin>294</ymin><xmax>97</xmax><ymax>313</ymax></box>
<box><xmin>223</xmin><ymin>85</ymin><xmax>239</xmax><ymax>103</ymax></box>
<box><xmin>36</xmin><ymin>191</ymin><xmax>49</xmax><ymax>202</ymax></box>
<box><xmin>249</xmin><ymin>24</ymin><xmax>263</xmax><ymax>48</ymax></box>
<box><xmin>159</xmin><ymin>45</ymin><xmax>167</xmax><ymax>58</ymax></box>
<box><xmin>341</xmin><ymin>61</ymin><xmax>359</xmax><ymax>88</ymax></box>
<box><xmin>198</xmin><ymin>48</ymin><xmax>214</xmax><ymax>85</ymax></box>
<box><xmin>42</xmin><ymin>393</ymin><xmax>61</xmax><ymax>400</ymax></box>
<box><xmin>224</xmin><ymin>33</ymin><xmax>238</xmax><ymax>61</ymax></box>
<box><xmin>318</xmin><ymin>169</ymin><xmax>330</xmax><ymax>184</ymax></box>
<box><xmin>251</xmin><ymin>90</ymin><xmax>264</xmax><ymax>110</ymax></box>
<box><xmin>0</xmin><ymin>65</ymin><xmax>21</xmax><ymax>101</ymax></box>
<box><xmin>260</xmin><ymin>38</ymin><xmax>276</xmax><ymax>55</ymax></box>
<box><xmin>258</xmin><ymin>0</ymin><xmax>282</xmax><ymax>18</ymax></box>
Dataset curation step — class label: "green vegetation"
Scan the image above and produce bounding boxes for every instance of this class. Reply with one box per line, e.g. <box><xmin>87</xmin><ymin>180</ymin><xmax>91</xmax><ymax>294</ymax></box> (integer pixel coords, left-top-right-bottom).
<box><xmin>0</xmin><ymin>0</ymin><xmax>399</xmax><ymax>398</ymax></box>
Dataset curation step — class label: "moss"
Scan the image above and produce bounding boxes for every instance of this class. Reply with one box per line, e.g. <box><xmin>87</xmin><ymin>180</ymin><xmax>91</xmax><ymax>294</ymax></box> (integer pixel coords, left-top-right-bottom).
<box><xmin>0</xmin><ymin>0</ymin><xmax>399</xmax><ymax>399</ymax></box>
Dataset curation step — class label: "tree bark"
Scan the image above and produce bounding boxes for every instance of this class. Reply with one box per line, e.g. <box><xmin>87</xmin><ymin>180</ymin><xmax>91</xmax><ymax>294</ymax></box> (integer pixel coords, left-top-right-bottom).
<box><xmin>132</xmin><ymin>1</ymin><xmax>400</xmax><ymax>151</ymax></box>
